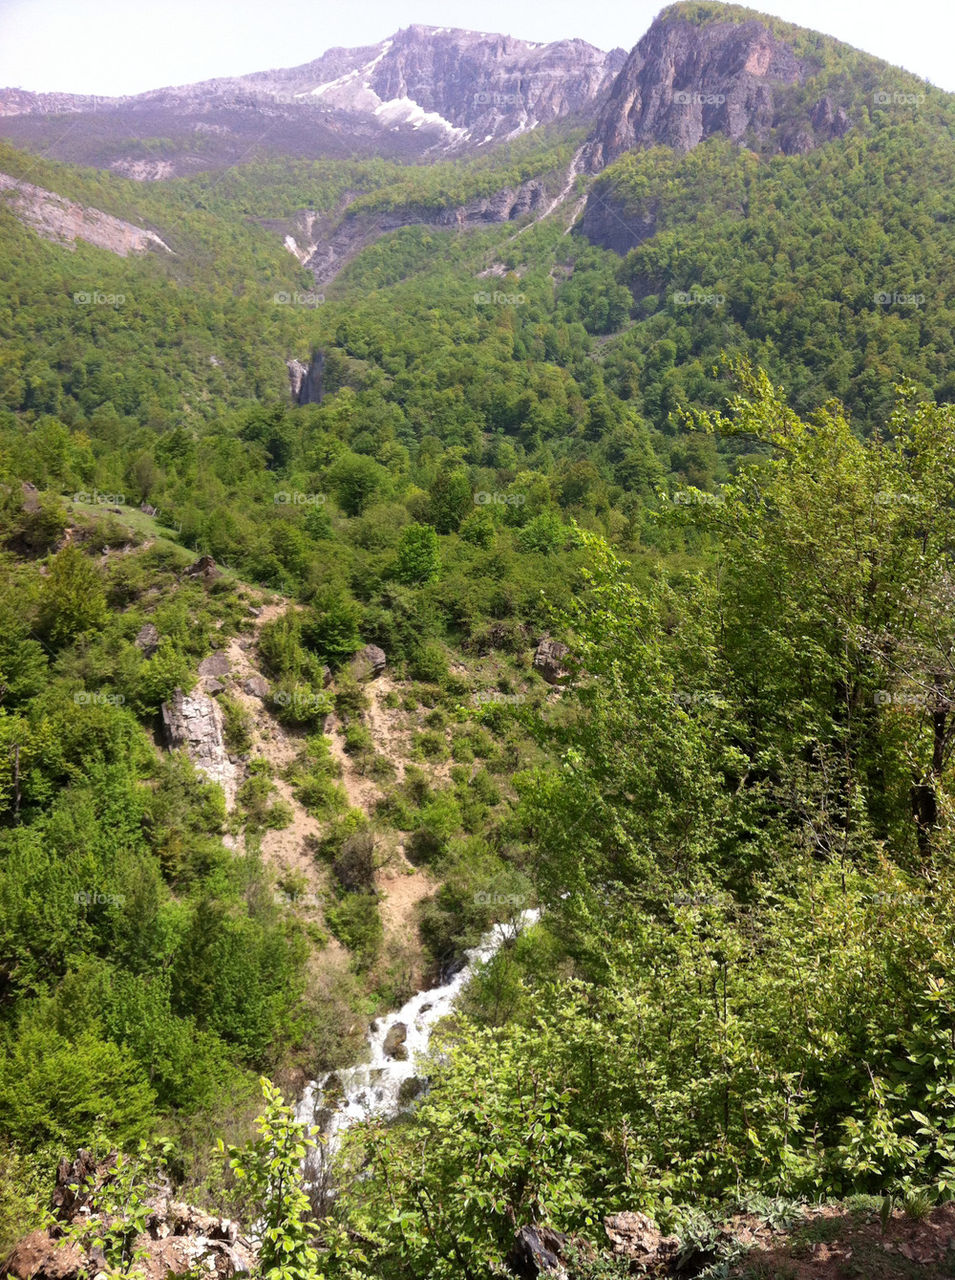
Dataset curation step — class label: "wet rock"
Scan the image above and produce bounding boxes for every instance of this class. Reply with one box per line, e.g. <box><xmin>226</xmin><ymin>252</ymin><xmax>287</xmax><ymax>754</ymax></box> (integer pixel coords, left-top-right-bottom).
<box><xmin>398</xmin><ymin>1076</ymin><xmax>426</xmax><ymax>1106</ymax></box>
<box><xmin>134</xmin><ymin>621</ymin><xmax>160</xmax><ymax>657</ymax></box>
<box><xmin>160</xmin><ymin>688</ymin><xmax>237</xmax><ymax>806</ymax></box>
<box><xmin>350</xmin><ymin>644</ymin><xmax>386</xmax><ymax>681</ymax></box>
<box><xmin>382</xmin><ymin>1022</ymin><xmax>408</xmax><ymax>1060</ymax></box>
<box><xmin>533</xmin><ymin>638</ymin><xmax>570</xmax><ymax>684</ymax></box>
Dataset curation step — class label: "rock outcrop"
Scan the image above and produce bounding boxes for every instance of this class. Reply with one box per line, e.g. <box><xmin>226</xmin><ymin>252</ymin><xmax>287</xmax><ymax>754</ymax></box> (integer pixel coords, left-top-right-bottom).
<box><xmin>603</xmin><ymin>1211</ymin><xmax>682</xmax><ymax>1273</ymax></box>
<box><xmin>583</xmin><ymin>8</ymin><xmax>853</xmax><ymax>172</ymax></box>
<box><xmin>534</xmin><ymin>639</ymin><xmax>570</xmax><ymax>685</ymax></box>
<box><xmin>134</xmin><ymin>621</ymin><xmax>160</xmax><ymax>657</ymax></box>
<box><xmin>350</xmin><ymin>644</ymin><xmax>387</xmax><ymax>681</ymax></box>
<box><xmin>0</xmin><ymin>26</ymin><xmax>624</xmax><ymax>174</ymax></box>
<box><xmin>1</xmin><ymin>1152</ymin><xmax>255</xmax><ymax>1280</ymax></box>
<box><xmin>161</xmin><ymin>688</ymin><xmax>237</xmax><ymax>805</ymax></box>
<box><xmin>0</xmin><ymin>173</ymin><xmax>172</xmax><ymax>256</ymax></box>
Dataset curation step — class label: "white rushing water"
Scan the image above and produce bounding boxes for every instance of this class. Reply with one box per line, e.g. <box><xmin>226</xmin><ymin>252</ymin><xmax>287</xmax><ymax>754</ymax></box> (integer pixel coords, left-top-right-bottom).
<box><xmin>295</xmin><ymin>908</ymin><xmax>541</xmax><ymax>1180</ymax></box>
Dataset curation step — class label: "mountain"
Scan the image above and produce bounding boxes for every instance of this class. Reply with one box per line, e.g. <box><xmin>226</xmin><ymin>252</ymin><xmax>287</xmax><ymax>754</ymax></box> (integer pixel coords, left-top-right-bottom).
<box><xmin>0</xmin><ymin>26</ymin><xmax>624</xmax><ymax>176</ymax></box>
<box><xmin>4</xmin><ymin>3</ymin><xmax>955</xmax><ymax>1276</ymax></box>
<box><xmin>583</xmin><ymin>2</ymin><xmax>852</xmax><ymax>170</ymax></box>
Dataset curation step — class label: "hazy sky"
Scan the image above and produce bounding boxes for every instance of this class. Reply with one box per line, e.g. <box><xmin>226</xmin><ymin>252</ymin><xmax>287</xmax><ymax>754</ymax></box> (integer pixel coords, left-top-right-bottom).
<box><xmin>0</xmin><ymin>0</ymin><xmax>951</xmax><ymax>95</ymax></box>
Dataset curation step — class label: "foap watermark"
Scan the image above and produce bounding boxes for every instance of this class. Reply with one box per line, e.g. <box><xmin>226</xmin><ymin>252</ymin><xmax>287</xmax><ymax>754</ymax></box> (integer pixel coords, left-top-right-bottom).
<box><xmin>274</xmin><ymin>491</ymin><xmax>326</xmax><ymax>506</ymax></box>
<box><xmin>474</xmin><ymin>491</ymin><xmax>526</xmax><ymax>506</ymax></box>
<box><xmin>874</xmin><ymin>290</ymin><xmax>924</xmax><ymax>307</ymax></box>
<box><xmin>874</xmin><ymin>491</ymin><xmax>921</xmax><ymax>506</ymax></box>
<box><xmin>874</xmin><ymin>690</ymin><xmax>929</xmax><ymax>708</ymax></box>
<box><xmin>673</xmin><ymin>289</ymin><xmax>726</xmax><ymax>306</ymax></box>
<box><xmin>871</xmin><ymin>891</ymin><xmax>929</xmax><ymax>906</ymax></box>
<box><xmin>274</xmin><ymin>889</ymin><xmax>322</xmax><ymax>909</ymax></box>
<box><xmin>672</xmin><ymin>691</ymin><xmax>722</xmax><ymax>708</ymax></box>
<box><xmin>74</xmin><ymin>290</ymin><xmax>125</xmax><ymax>305</ymax></box>
<box><xmin>474</xmin><ymin>90</ymin><xmax>524</xmax><ymax>108</ymax></box>
<box><xmin>73</xmin><ymin>489</ymin><xmax>125</xmax><ymax>506</ymax></box>
<box><xmin>273</xmin><ymin>290</ymin><xmax>324</xmax><ymax>306</ymax></box>
<box><xmin>668</xmin><ymin>491</ymin><xmax>724</xmax><ymax>506</ymax></box>
<box><xmin>273</xmin><ymin>689</ymin><xmax>327</xmax><ymax>713</ymax></box>
<box><xmin>673</xmin><ymin>90</ymin><xmax>726</xmax><ymax>106</ymax></box>
<box><xmin>873</xmin><ymin>90</ymin><xmax>926</xmax><ymax>106</ymax></box>
<box><xmin>474</xmin><ymin>691</ymin><xmax>526</xmax><ymax>707</ymax></box>
<box><xmin>474</xmin><ymin>891</ymin><xmax>526</xmax><ymax>907</ymax></box>
<box><xmin>75</xmin><ymin>889</ymin><xmax>126</xmax><ymax>907</ymax></box>
<box><xmin>474</xmin><ymin>290</ymin><xmax>526</xmax><ymax>306</ymax></box>
<box><xmin>73</xmin><ymin>690</ymin><xmax>125</xmax><ymax>707</ymax></box>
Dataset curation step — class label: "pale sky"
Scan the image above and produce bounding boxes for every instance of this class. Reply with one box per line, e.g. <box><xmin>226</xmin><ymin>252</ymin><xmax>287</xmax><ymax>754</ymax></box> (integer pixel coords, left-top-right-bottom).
<box><xmin>0</xmin><ymin>0</ymin><xmax>950</xmax><ymax>96</ymax></box>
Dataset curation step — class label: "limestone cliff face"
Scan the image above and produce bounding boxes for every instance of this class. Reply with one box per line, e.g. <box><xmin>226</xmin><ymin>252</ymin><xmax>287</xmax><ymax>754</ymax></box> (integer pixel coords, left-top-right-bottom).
<box><xmin>583</xmin><ymin>9</ymin><xmax>850</xmax><ymax>172</ymax></box>
<box><xmin>0</xmin><ymin>26</ymin><xmax>624</xmax><ymax>173</ymax></box>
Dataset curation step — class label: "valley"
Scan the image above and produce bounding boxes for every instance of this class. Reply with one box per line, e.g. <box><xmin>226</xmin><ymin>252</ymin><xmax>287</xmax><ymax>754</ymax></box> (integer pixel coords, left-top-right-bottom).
<box><xmin>1</xmin><ymin>3</ymin><xmax>955</xmax><ymax>1277</ymax></box>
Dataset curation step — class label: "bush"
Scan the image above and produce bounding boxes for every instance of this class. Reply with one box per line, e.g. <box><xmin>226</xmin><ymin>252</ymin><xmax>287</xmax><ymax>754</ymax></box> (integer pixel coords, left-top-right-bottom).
<box><xmin>325</xmin><ymin>892</ymin><xmax>382</xmax><ymax>967</ymax></box>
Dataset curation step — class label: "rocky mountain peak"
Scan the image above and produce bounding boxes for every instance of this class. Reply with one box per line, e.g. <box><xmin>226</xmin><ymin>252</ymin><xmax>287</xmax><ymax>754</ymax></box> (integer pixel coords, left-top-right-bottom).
<box><xmin>583</xmin><ymin>3</ymin><xmax>851</xmax><ymax>170</ymax></box>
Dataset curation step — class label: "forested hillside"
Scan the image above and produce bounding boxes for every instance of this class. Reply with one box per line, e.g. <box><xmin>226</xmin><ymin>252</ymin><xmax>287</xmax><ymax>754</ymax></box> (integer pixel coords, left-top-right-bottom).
<box><xmin>2</xmin><ymin>3</ymin><xmax>955</xmax><ymax>1278</ymax></box>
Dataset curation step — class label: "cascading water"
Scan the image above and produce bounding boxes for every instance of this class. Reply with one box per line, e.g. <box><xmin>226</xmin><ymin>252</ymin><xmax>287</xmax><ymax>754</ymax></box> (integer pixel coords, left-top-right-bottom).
<box><xmin>295</xmin><ymin>908</ymin><xmax>541</xmax><ymax>1182</ymax></box>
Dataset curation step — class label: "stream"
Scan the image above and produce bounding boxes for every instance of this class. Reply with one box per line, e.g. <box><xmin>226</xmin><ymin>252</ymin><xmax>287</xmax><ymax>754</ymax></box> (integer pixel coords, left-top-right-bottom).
<box><xmin>295</xmin><ymin>908</ymin><xmax>541</xmax><ymax>1184</ymax></box>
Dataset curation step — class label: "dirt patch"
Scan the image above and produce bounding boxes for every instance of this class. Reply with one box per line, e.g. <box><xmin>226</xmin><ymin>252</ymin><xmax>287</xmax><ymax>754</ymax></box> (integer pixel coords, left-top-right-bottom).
<box><xmin>732</xmin><ymin>1203</ymin><xmax>955</xmax><ymax>1279</ymax></box>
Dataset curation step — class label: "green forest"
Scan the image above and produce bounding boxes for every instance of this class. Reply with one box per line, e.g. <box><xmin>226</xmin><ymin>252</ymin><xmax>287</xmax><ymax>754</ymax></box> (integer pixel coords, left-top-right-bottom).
<box><xmin>2</xmin><ymin>2</ymin><xmax>955</xmax><ymax>1277</ymax></box>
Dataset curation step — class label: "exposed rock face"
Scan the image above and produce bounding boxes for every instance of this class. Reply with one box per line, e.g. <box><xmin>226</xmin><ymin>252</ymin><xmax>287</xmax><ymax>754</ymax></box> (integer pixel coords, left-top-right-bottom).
<box><xmin>1</xmin><ymin>1151</ymin><xmax>256</xmax><ymax>1280</ymax></box>
<box><xmin>302</xmin><ymin>180</ymin><xmax>548</xmax><ymax>289</ymax></box>
<box><xmin>583</xmin><ymin>11</ymin><xmax>851</xmax><ymax>172</ymax></box>
<box><xmin>0</xmin><ymin>172</ymin><xmax>172</xmax><ymax>256</ymax></box>
<box><xmin>578</xmin><ymin>196</ymin><xmax>658</xmax><ymax>256</ymax></box>
<box><xmin>286</xmin><ymin>358</ymin><xmax>308</xmax><ymax>402</ymax></box>
<box><xmin>134</xmin><ymin>621</ymin><xmax>160</xmax><ymax>657</ymax></box>
<box><xmin>0</xmin><ymin>27</ymin><xmax>623</xmax><ymax>174</ymax></box>
<box><xmin>534</xmin><ymin>639</ymin><xmax>570</xmax><ymax>685</ymax></box>
<box><xmin>351</xmin><ymin>644</ymin><xmax>387</xmax><ymax>681</ymax></box>
<box><xmin>299</xmin><ymin>25</ymin><xmax>624</xmax><ymax>145</ymax></box>
<box><xmin>161</xmin><ymin>689</ymin><xmax>237</xmax><ymax>805</ymax></box>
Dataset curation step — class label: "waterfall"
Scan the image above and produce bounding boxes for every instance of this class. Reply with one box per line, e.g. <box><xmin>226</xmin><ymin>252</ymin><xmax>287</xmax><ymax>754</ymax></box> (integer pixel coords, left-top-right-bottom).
<box><xmin>295</xmin><ymin>909</ymin><xmax>541</xmax><ymax>1181</ymax></box>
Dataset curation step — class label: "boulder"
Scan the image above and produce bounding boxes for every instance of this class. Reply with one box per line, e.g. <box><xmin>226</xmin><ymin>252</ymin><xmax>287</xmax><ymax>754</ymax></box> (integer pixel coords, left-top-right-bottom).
<box><xmin>603</xmin><ymin>1211</ymin><xmax>681</xmax><ymax>1273</ymax></box>
<box><xmin>184</xmin><ymin>555</ymin><xmax>221</xmax><ymax>582</ymax></box>
<box><xmin>134</xmin><ymin>621</ymin><xmax>160</xmax><ymax>657</ymax></box>
<box><xmin>243</xmin><ymin>675</ymin><xmax>270</xmax><ymax>698</ymax></box>
<box><xmin>198</xmin><ymin>652</ymin><xmax>231</xmax><ymax>693</ymax></box>
<box><xmin>139</xmin><ymin>501</ymin><xmax>159</xmax><ymax>517</ymax></box>
<box><xmin>533</xmin><ymin>638</ymin><xmax>570</xmax><ymax>684</ymax></box>
<box><xmin>382</xmin><ymin>1021</ymin><xmax>408</xmax><ymax>1061</ymax></box>
<box><xmin>160</xmin><ymin>689</ymin><xmax>237</xmax><ymax>806</ymax></box>
<box><xmin>1</xmin><ymin>1151</ymin><xmax>255</xmax><ymax>1280</ymax></box>
<box><xmin>350</xmin><ymin>644</ymin><xmax>386</xmax><ymax>681</ymax></box>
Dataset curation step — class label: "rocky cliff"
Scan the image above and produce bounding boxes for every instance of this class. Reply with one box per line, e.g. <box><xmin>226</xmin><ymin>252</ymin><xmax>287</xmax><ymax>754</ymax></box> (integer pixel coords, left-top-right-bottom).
<box><xmin>583</xmin><ymin>6</ymin><xmax>851</xmax><ymax>171</ymax></box>
<box><xmin>0</xmin><ymin>26</ymin><xmax>624</xmax><ymax>173</ymax></box>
